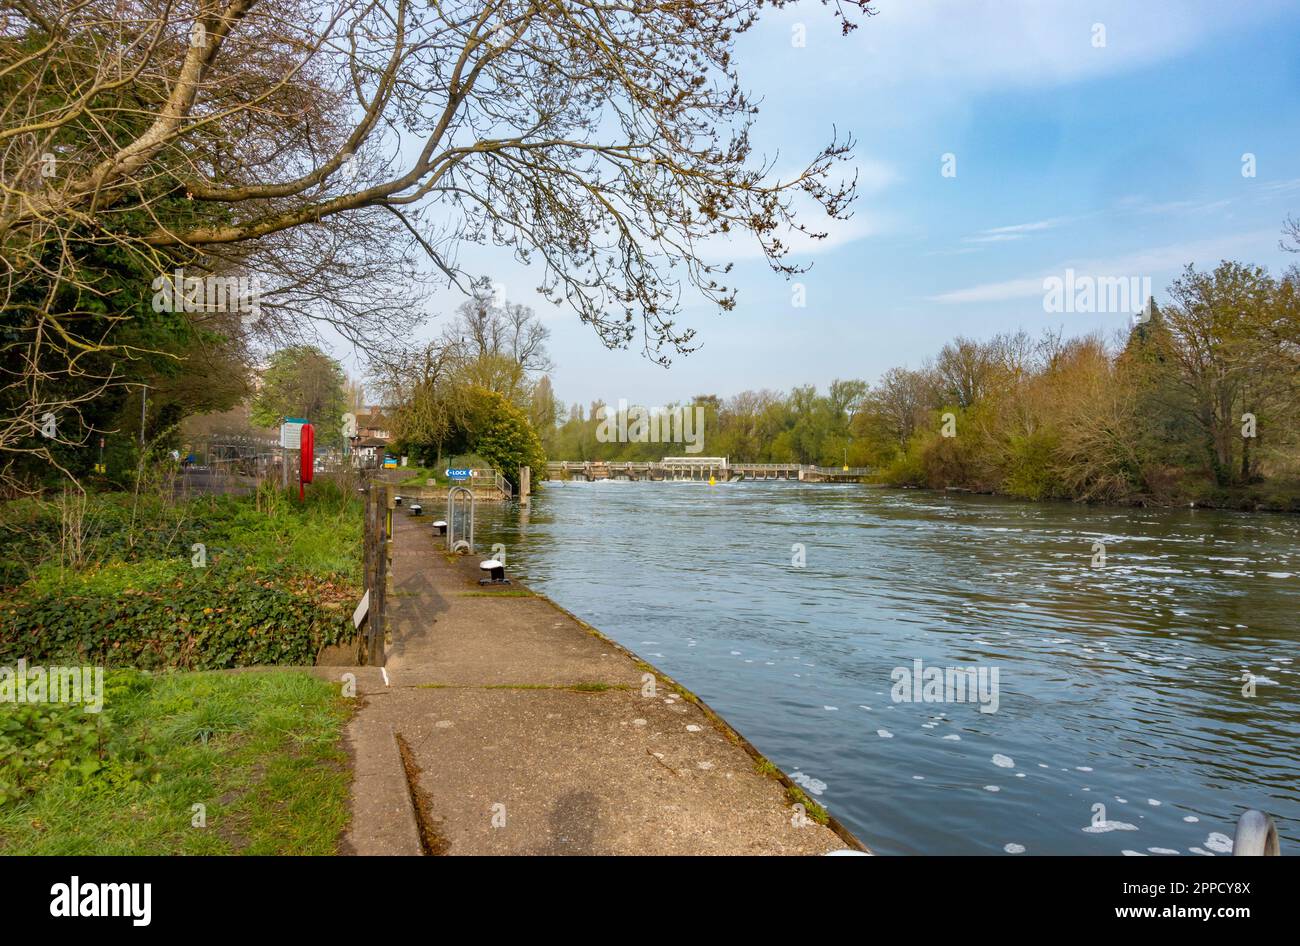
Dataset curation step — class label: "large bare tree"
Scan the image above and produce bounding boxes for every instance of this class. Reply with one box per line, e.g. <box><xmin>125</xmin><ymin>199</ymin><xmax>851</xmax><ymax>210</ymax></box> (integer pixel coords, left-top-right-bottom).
<box><xmin>2</xmin><ymin>0</ymin><xmax>872</xmax><ymax>481</ymax></box>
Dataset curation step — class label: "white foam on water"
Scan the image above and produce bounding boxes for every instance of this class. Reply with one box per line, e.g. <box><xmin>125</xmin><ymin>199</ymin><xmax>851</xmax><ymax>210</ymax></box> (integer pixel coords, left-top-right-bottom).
<box><xmin>1148</xmin><ymin>798</ymin><xmax>1162</xmax><ymax>806</ymax></box>
<box><xmin>992</xmin><ymin>753</ymin><xmax>1015</xmax><ymax>768</ymax></box>
<box><xmin>877</xmin><ymin>729</ymin><xmax>894</xmax><ymax>738</ymax></box>
<box><xmin>943</xmin><ymin>734</ymin><xmax>961</xmax><ymax>741</ymax></box>
<box><xmin>1266</xmin><ymin>572</ymin><xmax>1293</xmax><ymax>578</ymax></box>
<box><xmin>1077</xmin><ymin>766</ymin><xmax>1093</xmax><ymax>772</ymax></box>
<box><xmin>1183</xmin><ymin>815</ymin><xmax>1199</xmax><ymax>823</ymax></box>
<box><xmin>1116</xmin><ymin>797</ymin><xmax>1128</xmax><ymax>804</ymax></box>
<box><xmin>984</xmin><ymin>785</ymin><xmax>1000</xmax><ymax>792</ymax></box>
<box><xmin>912</xmin><ymin>775</ymin><xmax>925</xmax><ymax>780</ymax></box>
<box><xmin>1121</xmin><ymin>850</ymin><xmax>1146</xmax><ymax>856</ymax></box>
<box><xmin>1188</xmin><ymin>846</ymin><xmax>1214</xmax><ymax>856</ymax></box>
<box><xmin>823</xmin><ymin>705</ymin><xmax>838</xmax><ymax>711</ymax></box>
<box><xmin>1205</xmin><ymin>832</ymin><xmax>1233</xmax><ymax>854</ymax></box>
<box><xmin>1004</xmin><ymin>843</ymin><xmax>1025</xmax><ymax>854</ymax></box>
<box><xmin>1148</xmin><ymin>847</ymin><xmax>1179</xmax><ymax>855</ymax></box>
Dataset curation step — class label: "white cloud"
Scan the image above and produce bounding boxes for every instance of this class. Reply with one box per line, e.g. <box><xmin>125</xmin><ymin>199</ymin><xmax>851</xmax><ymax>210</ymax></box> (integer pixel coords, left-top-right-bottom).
<box><xmin>963</xmin><ymin>217</ymin><xmax>1075</xmax><ymax>244</ymax></box>
<box><xmin>929</xmin><ymin>229</ymin><xmax>1279</xmax><ymax>304</ymax></box>
<box><xmin>776</xmin><ymin>0</ymin><xmax>1293</xmax><ymax>91</ymax></box>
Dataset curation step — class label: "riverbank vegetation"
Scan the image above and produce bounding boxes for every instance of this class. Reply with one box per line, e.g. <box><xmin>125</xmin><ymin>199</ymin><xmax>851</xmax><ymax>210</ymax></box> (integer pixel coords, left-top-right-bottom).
<box><xmin>0</xmin><ymin>669</ymin><xmax>351</xmax><ymax>854</ymax></box>
<box><xmin>544</xmin><ymin>261</ymin><xmax>1300</xmax><ymax>510</ymax></box>
<box><xmin>0</xmin><ymin>480</ymin><xmax>361</xmax><ymax>669</ymax></box>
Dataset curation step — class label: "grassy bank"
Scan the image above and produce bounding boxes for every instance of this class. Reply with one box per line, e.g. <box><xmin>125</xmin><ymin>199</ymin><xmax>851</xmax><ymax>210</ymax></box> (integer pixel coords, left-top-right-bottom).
<box><xmin>395</xmin><ymin>453</ymin><xmax>492</xmax><ymax>488</ymax></box>
<box><xmin>0</xmin><ymin>669</ymin><xmax>351</xmax><ymax>854</ymax></box>
<box><xmin>0</xmin><ymin>480</ymin><xmax>363</xmax><ymax>669</ymax></box>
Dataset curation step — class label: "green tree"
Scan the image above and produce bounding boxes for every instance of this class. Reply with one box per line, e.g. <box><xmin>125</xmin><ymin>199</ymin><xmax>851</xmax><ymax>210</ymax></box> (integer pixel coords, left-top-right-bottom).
<box><xmin>250</xmin><ymin>347</ymin><xmax>347</xmax><ymax>439</ymax></box>
<box><xmin>466</xmin><ymin>388</ymin><xmax>547</xmax><ymax>489</ymax></box>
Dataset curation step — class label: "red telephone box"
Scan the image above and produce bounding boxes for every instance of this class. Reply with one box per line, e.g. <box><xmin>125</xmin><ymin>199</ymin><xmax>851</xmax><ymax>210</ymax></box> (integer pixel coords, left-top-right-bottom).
<box><xmin>298</xmin><ymin>423</ymin><xmax>314</xmax><ymax>500</ymax></box>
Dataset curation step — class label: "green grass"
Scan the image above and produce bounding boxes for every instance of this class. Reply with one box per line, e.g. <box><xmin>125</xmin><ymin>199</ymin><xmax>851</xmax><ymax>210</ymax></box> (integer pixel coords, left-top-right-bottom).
<box><xmin>0</xmin><ymin>669</ymin><xmax>353</xmax><ymax>854</ymax></box>
<box><xmin>397</xmin><ymin>453</ymin><xmax>492</xmax><ymax>488</ymax></box>
<box><xmin>25</xmin><ymin>558</ymin><xmax>192</xmax><ymax>597</ymax></box>
<box><xmin>397</xmin><ymin>466</ymin><xmax>442</xmax><ymax>487</ymax></box>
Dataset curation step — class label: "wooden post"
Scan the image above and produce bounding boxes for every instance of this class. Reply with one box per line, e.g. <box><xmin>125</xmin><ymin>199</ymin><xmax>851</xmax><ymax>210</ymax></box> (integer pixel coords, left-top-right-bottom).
<box><xmin>368</xmin><ymin>483</ymin><xmax>392</xmax><ymax>665</ymax></box>
<box><xmin>359</xmin><ymin>482</ymin><xmax>382</xmax><ymax>666</ymax></box>
<box><xmin>519</xmin><ymin>465</ymin><xmax>530</xmax><ymax>505</ymax></box>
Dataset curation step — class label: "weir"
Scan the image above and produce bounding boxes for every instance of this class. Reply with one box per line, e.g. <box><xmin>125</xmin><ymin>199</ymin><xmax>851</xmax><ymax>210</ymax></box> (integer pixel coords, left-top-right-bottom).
<box><xmin>545</xmin><ymin>458</ymin><xmax>873</xmax><ymax>483</ymax></box>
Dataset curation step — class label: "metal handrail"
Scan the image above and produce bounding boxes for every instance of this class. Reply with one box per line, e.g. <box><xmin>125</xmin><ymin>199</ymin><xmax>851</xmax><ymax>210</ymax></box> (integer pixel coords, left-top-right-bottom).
<box><xmin>446</xmin><ymin>485</ymin><xmax>474</xmax><ymax>554</ymax></box>
<box><xmin>1233</xmin><ymin>809</ymin><xmax>1280</xmax><ymax>855</ymax></box>
<box><xmin>466</xmin><ymin>467</ymin><xmax>513</xmax><ymax>499</ymax></box>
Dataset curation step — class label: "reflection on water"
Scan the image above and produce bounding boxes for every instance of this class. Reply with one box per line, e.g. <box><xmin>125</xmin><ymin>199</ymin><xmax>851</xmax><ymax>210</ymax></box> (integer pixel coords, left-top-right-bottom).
<box><xmin>474</xmin><ymin>480</ymin><xmax>1299</xmax><ymax>855</ymax></box>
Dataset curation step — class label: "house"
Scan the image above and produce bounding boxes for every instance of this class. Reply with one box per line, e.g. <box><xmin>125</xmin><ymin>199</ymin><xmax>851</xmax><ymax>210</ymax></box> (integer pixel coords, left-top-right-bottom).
<box><xmin>354</xmin><ymin>407</ymin><xmax>391</xmax><ymax>441</ymax></box>
<box><xmin>350</xmin><ymin>407</ymin><xmax>392</xmax><ymax>468</ymax></box>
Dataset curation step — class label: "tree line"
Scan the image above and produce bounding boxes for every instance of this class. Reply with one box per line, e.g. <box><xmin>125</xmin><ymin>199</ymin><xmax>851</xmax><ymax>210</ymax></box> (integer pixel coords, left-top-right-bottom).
<box><xmin>543</xmin><ymin>260</ymin><xmax>1300</xmax><ymax>509</ymax></box>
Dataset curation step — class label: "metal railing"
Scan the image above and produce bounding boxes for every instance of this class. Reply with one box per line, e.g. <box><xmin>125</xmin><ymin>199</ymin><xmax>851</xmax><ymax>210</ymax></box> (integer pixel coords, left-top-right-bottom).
<box><xmin>1234</xmin><ymin>810</ymin><xmax>1280</xmax><ymax>855</ymax></box>
<box><xmin>447</xmin><ymin>485</ymin><xmax>474</xmax><ymax>553</ymax></box>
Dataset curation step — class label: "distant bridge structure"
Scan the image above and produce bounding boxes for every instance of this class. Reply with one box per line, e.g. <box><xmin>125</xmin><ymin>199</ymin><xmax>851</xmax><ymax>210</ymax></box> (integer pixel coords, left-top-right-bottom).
<box><xmin>545</xmin><ymin>458</ymin><xmax>872</xmax><ymax>483</ymax></box>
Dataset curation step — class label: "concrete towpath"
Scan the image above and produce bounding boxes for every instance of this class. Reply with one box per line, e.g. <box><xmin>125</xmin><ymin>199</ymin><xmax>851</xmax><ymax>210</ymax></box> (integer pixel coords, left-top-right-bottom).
<box><xmin>338</xmin><ymin>507</ymin><xmax>868</xmax><ymax>856</ymax></box>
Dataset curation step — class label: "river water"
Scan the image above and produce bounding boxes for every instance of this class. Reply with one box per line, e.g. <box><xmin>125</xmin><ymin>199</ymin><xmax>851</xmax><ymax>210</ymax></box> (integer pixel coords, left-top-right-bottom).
<box><xmin>473</xmin><ymin>480</ymin><xmax>1299</xmax><ymax>855</ymax></box>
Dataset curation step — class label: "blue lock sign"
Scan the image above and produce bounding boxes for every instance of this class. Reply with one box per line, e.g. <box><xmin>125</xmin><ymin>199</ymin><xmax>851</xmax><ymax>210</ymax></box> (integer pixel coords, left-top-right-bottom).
<box><xmin>446</xmin><ymin>468</ymin><xmax>471</xmax><ymax>480</ymax></box>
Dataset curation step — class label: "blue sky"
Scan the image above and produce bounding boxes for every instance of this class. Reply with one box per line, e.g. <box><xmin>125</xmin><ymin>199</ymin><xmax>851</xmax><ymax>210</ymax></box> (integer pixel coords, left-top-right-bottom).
<box><xmin>352</xmin><ymin>0</ymin><xmax>1300</xmax><ymax>410</ymax></box>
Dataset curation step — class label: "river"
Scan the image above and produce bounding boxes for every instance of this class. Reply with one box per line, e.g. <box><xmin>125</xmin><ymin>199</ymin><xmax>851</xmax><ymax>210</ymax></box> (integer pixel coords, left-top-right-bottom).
<box><xmin>473</xmin><ymin>480</ymin><xmax>1299</xmax><ymax>855</ymax></box>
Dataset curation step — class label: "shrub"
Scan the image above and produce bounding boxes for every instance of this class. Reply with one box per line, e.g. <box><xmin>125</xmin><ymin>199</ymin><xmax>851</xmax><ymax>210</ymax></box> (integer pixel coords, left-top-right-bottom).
<box><xmin>0</xmin><ymin>561</ymin><xmax>354</xmax><ymax>670</ymax></box>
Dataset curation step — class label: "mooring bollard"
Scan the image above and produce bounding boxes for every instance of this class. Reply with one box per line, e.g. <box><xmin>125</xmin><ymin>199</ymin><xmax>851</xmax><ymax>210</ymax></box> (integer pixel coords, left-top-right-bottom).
<box><xmin>478</xmin><ymin>558</ymin><xmax>509</xmax><ymax>585</ymax></box>
<box><xmin>433</xmin><ymin>520</ymin><xmax>447</xmax><ymax>536</ymax></box>
<box><xmin>1233</xmin><ymin>809</ymin><xmax>1280</xmax><ymax>855</ymax></box>
<box><xmin>410</xmin><ymin>503</ymin><xmax>423</xmax><ymax>516</ymax></box>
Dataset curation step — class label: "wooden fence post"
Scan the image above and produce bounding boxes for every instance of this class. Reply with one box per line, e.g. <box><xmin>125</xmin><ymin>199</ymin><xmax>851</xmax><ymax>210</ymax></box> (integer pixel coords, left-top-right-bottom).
<box><xmin>358</xmin><ymin>481</ymin><xmax>381</xmax><ymax>666</ymax></box>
